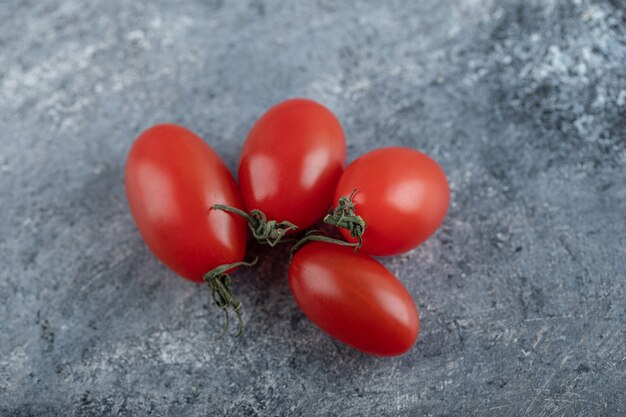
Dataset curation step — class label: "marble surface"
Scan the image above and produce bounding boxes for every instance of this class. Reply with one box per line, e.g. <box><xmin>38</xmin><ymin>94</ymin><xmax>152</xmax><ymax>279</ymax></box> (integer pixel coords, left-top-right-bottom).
<box><xmin>1</xmin><ymin>0</ymin><xmax>625</xmax><ymax>415</ymax></box>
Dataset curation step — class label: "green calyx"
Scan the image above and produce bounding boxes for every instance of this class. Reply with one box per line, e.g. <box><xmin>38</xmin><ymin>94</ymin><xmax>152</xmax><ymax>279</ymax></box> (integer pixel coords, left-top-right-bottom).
<box><xmin>323</xmin><ymin>189</ymin><xmax>366</xmax><ymax>249</ymax></box>
<box><xmin>212</xmin><ymin>204</ymin><xmax>298</xmax><ymax>247</ymax></box>
<box><xmin>202</xmin><ymin>258</ymin><xmax>258</xmax><ymax>339</ymax></box>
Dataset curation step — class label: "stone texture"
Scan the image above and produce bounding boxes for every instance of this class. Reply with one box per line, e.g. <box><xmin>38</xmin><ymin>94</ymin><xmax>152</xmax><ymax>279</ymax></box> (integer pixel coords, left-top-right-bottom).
<box><xmin>1</xmin><ymin>0</ymin><xmax>625</xmax><ymax>416</ymax></box>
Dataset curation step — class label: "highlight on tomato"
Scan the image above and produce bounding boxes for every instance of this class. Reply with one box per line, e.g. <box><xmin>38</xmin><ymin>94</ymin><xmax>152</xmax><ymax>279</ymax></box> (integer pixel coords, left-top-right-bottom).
<box><xmin>235</xmin><ymin>98</ymin><xmax>347</xmax><ymax>235</ymax></box>
<box><xmin>289</xmin><ymin>241</ymin><xmax>420</xmax><ymax>356</ymax></box>
<box><xmin>325</xmin><ymin>147</ymin><xmax>449</xmax><ymax>256</ymax></box>
<box><xmin>125</xmin><ymin>124</ymin><xmax>252</xmax><ymax>335</ymax></box>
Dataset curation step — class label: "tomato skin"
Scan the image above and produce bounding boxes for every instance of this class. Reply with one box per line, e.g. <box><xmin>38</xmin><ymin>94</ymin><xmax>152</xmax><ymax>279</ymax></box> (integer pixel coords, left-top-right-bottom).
<box><xmin>125</xmin><ymin>124</ymin><xmax>247</xmax><ymax>283</ymax></box>
<box><xmin>334</xmin><ymin>147</ymin><xmax>449</xmax><ymax>256</ymax></box>
<box><xmin>238</xmin><ymin>98</ymin><xmax>346</xmax><ymax>230</ymax></box>
<box><xmin>289</xmin><ymin>242</ymin><xmax>419</xmax><ymax>356</ymax></box>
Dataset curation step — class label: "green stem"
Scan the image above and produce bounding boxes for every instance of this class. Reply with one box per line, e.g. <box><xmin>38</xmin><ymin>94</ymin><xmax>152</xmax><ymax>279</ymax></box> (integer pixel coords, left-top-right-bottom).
<box><xmin>290</xmin><ymin>230</ymin><xmax>359</xmax><ymax>259</ymax></box>
<box><xmin>202</xmin><ymin>257</ymin><xmax>258</xmax><ymax>339</ymax></box>
<box><xmin>323</xmin><ymin>189</ymin><xmax>366</xmax><ymax>249</ymax></box>
<box><xmin>212</xmin><ymin>204</ymin><xmax>298</xmax><ymax>247</ymax></box>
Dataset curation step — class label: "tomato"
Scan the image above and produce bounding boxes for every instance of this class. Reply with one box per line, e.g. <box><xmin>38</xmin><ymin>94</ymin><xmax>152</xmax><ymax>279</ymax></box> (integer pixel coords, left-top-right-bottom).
<box><xmin>329</xmin><ymin>147</ymin><xmax>449</xmax><ymax>256</ymax></box>
<box><xmin>289</xmin><ymin>242</ymin><xmax>419</xmax><ymax>356</ymax></box>
<box><xmin>238</xmin><ymin>98</ymin><xmax>346</xmax><ymax>230</ymax></box>
<box><xmin>125</xmin><ymin>124</ymin><xmax>247</xmax><ymax>283</ymax></box>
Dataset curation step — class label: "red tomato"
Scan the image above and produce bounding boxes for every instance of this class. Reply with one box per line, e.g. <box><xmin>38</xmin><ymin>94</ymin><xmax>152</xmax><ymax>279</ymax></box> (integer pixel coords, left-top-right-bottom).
<box><xmin>331</xmin><ymin>147</ymin><xmax>449</xmax><ymax>256</ymax></box>
<box><xmin>238</xmin><ymin>98</ymin><xmax>346</xmax><ymax>230</ymax></box>
<box><xmin>289</xmin><ymin>242</ymin><xmax>419</xmax><ymax>356</ymax></box>
<box><xmin>125</xmin><ymin>124</ymin><xmax>247</xmax><ymax>283</ymax></box>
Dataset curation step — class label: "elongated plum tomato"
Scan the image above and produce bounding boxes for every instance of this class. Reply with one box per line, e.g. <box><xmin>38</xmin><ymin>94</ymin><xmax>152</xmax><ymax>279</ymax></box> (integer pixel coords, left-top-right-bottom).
<box><xmin>125</xmin><ymin>124</ymin><xmax>247</xmax><ymax>282</ymax></box>
<box><xmin>289</xmin><ymin>242</ymin><xmax>419</xmax><ymax>356</ymax></box>
<box><xmin>238</xmin><ymin>98</ymin><xmax>346</xmax><ymax>230</ymax></box>
<box><xmin>331</xmin><ymin>147</ymin><xmax>449</xmax><ymax>256</ymax></box>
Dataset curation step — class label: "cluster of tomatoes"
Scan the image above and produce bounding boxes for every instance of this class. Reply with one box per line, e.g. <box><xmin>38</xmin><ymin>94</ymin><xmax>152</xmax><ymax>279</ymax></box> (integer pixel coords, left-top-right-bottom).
<box><xmin>125</xmin><ymin>98</ymin><xmax>449</xmax><ymax>356</ymax></box>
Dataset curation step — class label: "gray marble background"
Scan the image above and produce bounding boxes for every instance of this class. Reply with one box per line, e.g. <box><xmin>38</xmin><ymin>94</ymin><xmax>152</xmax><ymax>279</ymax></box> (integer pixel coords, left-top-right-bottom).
<box><xmin>1</xmin><ymin>0</ymin><xmax>625</xmax><ymax>416</ymax></box>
